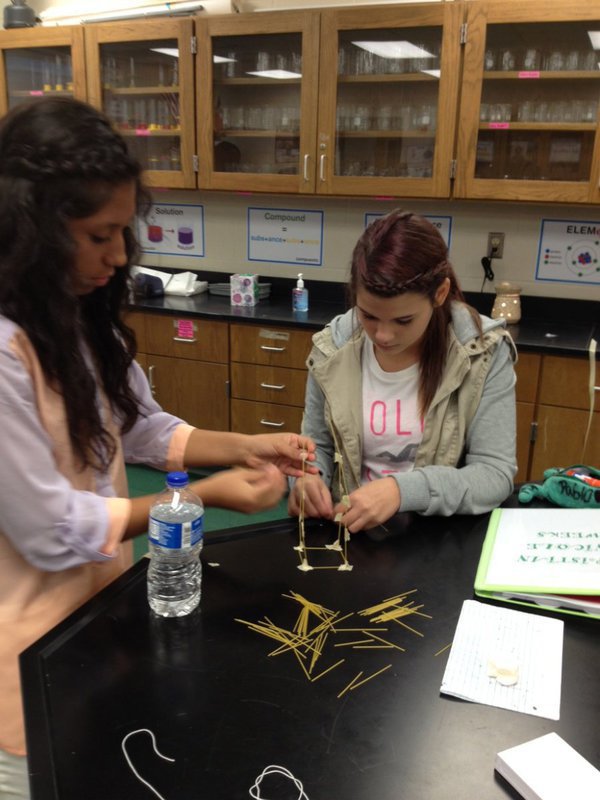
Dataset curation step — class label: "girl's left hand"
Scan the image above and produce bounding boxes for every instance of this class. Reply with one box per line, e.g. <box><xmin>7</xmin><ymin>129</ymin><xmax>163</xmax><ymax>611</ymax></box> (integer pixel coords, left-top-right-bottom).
<box><xmin>333</xmin><ymin>477</ymin><xmax>401</xmax><ymax>533</ymax></box>
<box><xmin>246</xmin><ymin>433</ymin><xmax>317</xmax><ymax>478</ymax></box>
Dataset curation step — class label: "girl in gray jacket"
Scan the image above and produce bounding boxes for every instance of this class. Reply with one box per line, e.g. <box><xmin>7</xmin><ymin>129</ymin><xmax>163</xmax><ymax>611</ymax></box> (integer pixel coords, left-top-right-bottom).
<box><xmin>288</xmin><ymin>210</ymin><xmax>517</xmax><ymax>532</ymax></box>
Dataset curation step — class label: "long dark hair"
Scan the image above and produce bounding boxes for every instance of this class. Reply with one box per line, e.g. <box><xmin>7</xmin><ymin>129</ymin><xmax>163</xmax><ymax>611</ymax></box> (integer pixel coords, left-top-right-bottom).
<box><xmin>0</xmin><ymin>97</ymin><xmax>151</xmax><ymax>470</ymax></box>
<box><xmin>348</xmin><ymin>209</ymin><xmax>481</xmax><ymax>414</ymax></box>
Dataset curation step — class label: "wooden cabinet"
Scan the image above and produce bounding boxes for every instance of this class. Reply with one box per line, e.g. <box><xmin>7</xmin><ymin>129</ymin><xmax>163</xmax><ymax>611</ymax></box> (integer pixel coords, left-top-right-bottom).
<box><xmin>514</xmin><ymin>351</ymin><xmax>541</xmax><ymax>483</ymax></box>
<box><xmin>196</xmin><ymin>3</ymin><xmax>461</xmax><ymax>196</ymax></box>
<box><xmin>529</xmin><ymin>354</ymin><xmax>599</xmax><ymax>479</ymax></box>
<box><xmin>0</xmin><ymin>25</ymin><xmax>87</xmax><ymax>116</ymax></box>
<box><xmin>230</xmin><ymin>323</ymin><xmax>313</xmax><ymax>434</ymax></box>
<box><xmin>456</xmin><ymin>0</ymin><xmax>600</xmax><ymax>203</ymax></box>
<box><xmin>126</xmin><ymin>311</ymin><xmax>229</xmax><ymax>431</ymax></box>
<box><xmin>196</xmin><ymin>11</ymin><xmax>320</xmax><ymax>193</ymax></box>
<box><xmin>85</xmin><ymin>18</ymin><xmax>197</xmax><ymax>189</ymax></box>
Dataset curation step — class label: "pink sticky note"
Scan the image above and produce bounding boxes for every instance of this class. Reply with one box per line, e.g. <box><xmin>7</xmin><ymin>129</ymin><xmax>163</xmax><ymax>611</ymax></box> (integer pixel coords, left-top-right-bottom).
<box><xmin>518</xmin><ymin>71</ymin><xmax>540</xmax><ymax>79</ymax></box>
<box><xmin>176</xmin><ymin>320</ymin><xmax>194</xmax><ymax>339</ymax></box>
<box><xmin>489</xmin><ymin>122</ymin><xmax>510</xmax><ymax>129</ymax></box>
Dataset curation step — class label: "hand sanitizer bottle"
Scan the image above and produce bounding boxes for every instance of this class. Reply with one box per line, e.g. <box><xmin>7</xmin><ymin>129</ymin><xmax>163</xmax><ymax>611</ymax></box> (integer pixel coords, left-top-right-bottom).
<box><xmin>292</xmin><ymin>273</ymin><xmax>309</xmax><ymax>311</ymax></box>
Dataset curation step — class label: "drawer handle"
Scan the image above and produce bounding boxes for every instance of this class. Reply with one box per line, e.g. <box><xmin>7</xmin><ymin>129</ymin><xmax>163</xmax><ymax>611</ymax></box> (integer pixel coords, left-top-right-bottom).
<box><xmin>260</xmin><ymin>418</ymin><xmax>285</xmax><ymax>427</ymax></box>
<box><xmin>260</xmin><ymin>382</ymin><xmax>286</xmax><ymax>390</ymax></box>
<box><xmin>260</xmin><ymin>345</ymin><xmax>286</xmax><ymax>353</ymax></box>
<box><xmin>173</xmin><ymin>337</ymin><xmax>198</xmax><ymax>344</ymax></box>
<box><xmin>303</xmin><ymin>153</ymin><xmax>310</xmax><ymax>181</ymax></box>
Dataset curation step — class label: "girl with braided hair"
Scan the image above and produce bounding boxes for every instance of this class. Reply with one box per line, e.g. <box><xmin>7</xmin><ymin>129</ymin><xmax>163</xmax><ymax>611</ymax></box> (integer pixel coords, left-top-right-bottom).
<box><xmin>0</xmin><ymin>97</ymin><xmax>315</xmax><ymax>796</ymax></box>
<box><xmin>289</xmin><ymin>210</ymin><xmax>517</xmax><ymax>533</ymax></box>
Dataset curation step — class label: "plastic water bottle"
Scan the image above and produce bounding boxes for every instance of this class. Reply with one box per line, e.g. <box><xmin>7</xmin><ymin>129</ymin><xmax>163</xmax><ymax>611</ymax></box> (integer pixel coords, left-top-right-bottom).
<box><xmin>147</xmin><ymin>471</ymin><xmax>204</xmax><ymax>617</ymax></box>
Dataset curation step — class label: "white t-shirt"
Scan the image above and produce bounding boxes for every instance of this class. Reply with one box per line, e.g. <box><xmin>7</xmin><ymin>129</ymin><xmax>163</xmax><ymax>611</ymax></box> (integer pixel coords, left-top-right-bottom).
<box><xmin>361</xmin><ymin>341</ymin><xmax>424</xmax><ymax>484</ymax></box>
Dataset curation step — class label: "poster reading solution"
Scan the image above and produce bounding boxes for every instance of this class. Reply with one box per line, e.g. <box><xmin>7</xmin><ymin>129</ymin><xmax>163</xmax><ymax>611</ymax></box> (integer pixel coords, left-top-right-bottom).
<box><xmin>536</xmin><ymin>218</ymin><xmax>600</xmax><ymax>286</ymax></box>
<box><xmin>137</xmin><ymin>203</ymin><xmax>205</xmax><ymax>259</ymax></box>
<box><xmin>248</xmin><ymin>207</ymin><xmax>324</xmax><ymax>266</ymax></box>
<box><xmin>365</xmin><ymin>213</ymin><xmax>452</xmax><ymax>248</ymax></box>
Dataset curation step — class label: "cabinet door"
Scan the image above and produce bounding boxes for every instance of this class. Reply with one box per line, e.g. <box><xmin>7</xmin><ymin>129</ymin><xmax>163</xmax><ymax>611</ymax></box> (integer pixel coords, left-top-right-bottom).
<box><xmin>196</xmin><ymin>11</ymin><xmax>320</xmax><ymax>193</ymax></box>
<box><xmin>316</xmin><ymin>3</ymin><xmax>461</xmax><ymax>197</ymax></box>
<box><xmin>85</xmin><ymin>19</ymin><xmax>196</xmax><ymax>189</ymax></box>
<box><xmin>538</xmin><ymin>354</ymin><xmax>599</xmax><ymax>410</ymax></box>
<box><xmin>456</xmin><ymin>0</ymin><xmax>600</xmax><ymax>203</ymax></box>
<box><xmin>516</xmin><ymin>400</ymin><xmax>535</xmax><ymax>482</ymax></box>
<box><xmin>530</xmin><ymin>405</ymin><xmax>600</xmax><ymax>480</ymax></box>
<box><xmin>231</xmin><ymin>398</ymin><xmax>303</xmax><ymax>435</ymax></box>
<box><xmin>515</xmin><ymin>351</ymin><xmax>541</xmax><ymax>403</ymax></box>
<box><xmin>0</xmin><ymin>25</ymin><xmax>86</xmax><ymax>115</ymax></box>
<box><xmin>148</xmin><ymin>354</ymin><xmax>229</xmax><ymax>431</ymax></box>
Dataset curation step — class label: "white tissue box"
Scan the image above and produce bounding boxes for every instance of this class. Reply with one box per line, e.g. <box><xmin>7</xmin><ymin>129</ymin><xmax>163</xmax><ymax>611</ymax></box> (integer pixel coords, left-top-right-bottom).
<box><xmin>230</xmin><ymin>273</ymin><xmax>259</xmax><ymax>306</ymax></box>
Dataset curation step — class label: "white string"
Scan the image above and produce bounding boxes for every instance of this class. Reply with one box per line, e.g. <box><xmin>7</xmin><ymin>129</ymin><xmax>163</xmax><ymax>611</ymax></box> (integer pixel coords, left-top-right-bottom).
<box><xmin>121</xmin><ymin>728</ymin><xmax>176</xmax><ymax>800</ymax></box>
<box><xmin>249</xmin><ymin>765</ymin><xmax>310</xmax><ymax>800</ymax></box>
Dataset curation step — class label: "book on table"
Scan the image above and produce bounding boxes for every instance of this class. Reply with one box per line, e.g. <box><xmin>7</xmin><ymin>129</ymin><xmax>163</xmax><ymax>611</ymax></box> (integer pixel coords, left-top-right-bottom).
<box><xmin>474</xmin><ymin>507</ymin><xmax>600</xmax><ymax>619</ymax></box>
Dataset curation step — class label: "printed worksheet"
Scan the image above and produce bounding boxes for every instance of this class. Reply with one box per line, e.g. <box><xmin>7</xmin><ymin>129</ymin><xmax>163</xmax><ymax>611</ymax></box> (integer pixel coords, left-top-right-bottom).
<box><xmin>440</xmin><ymin>600</ymin><xmax>563</xmax><ymax>720</ymax></box>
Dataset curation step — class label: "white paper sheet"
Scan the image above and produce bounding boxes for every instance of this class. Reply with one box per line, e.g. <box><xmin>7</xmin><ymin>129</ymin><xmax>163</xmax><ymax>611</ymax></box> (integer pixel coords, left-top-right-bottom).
<box><xmin>440</xmin><ymin>600</ymin><xmax>563</xmax><ymax>720</ymax></box>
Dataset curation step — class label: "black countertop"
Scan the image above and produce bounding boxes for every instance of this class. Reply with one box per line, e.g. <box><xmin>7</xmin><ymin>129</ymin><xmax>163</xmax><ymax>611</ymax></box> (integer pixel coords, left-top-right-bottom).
<box><xmin>131</xmin><ymin>282</ymin><xmax>598</xmax><ymax>357</ymax></box>
<box><xmin>20</xmin><ymin>501</ymin><xmax>600</xmax><ymax>800</ymax></box>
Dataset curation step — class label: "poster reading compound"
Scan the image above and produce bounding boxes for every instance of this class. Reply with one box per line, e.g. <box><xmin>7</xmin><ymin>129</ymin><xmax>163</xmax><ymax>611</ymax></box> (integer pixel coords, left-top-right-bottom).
<box><xmin>137</xmin><ymin>203</ymin><xmax>205</xmax><ymax>259</ymax></box>
<box><xmin>248</xmin><ymin>207</ymin><xmax>324</xmax><ymax>266</ymax></box>
<box><xmin>365</xmin><ymin>213</ymin><xmax>452</xmax><ymax>248</ymax></box>
<box><xmin>536</xmin><ymin>219</ymin><xmax>600</xmax><ymax>285</ymax></box>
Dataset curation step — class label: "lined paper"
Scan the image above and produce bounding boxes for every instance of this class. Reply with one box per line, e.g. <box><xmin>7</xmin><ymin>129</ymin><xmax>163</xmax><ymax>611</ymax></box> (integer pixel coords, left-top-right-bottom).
<box><xmin>440</xmin><ymin>600</ymin><xmax>563</xmax><ymax>720</ymax></box>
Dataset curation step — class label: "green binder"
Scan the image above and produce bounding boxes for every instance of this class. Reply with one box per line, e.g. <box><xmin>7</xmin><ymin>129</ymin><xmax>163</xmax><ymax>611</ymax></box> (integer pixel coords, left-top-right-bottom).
<box><xmin>474</xmin><ymin>507</ymin><xmax>600</xmax><ymax>620</ymax></box>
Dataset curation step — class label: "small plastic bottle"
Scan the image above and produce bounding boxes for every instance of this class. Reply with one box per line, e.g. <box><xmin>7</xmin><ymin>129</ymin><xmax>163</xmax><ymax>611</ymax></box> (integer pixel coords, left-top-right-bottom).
<box><xmin>147</xmin><ymin>471</ymin><xmax>204</xmax><ymax>617</ymax></box>
<box><xmin>292</xmin><ymin>272</ymin><xmax>309</xmax><ymax>311</ymax></box>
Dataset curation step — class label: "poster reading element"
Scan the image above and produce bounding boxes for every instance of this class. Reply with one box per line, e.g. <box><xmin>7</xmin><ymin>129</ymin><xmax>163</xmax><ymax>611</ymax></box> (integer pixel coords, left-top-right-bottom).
<box><xmin>365</xmin><ymin>213</ymin><xmax>452</xmax><ymax>248</ymax></box>
<box><xmin>536</xmin><ymin>219</ymin><xmax>600</xmax><ymax>285</ymax></box>
<box><xmin>248</xmin><ymin>207</ymin><xmax>324</xmax><ymax>266</ymax></box>
<box><xmin>137</xmin><ymin>203</ymin><xmax>204</xmax><ymax>258</ymax></box>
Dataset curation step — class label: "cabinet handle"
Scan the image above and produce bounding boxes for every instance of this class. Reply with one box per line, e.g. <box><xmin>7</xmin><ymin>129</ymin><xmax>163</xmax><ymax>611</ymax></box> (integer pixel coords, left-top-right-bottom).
<box><xmin>260</xmin><ymin>382</ymin><xmax>286</xmax><ymax>390</ymax></box>
<box><xmin>303</xmin><ymin>153</ymin><xmax>310</xmax><ymax>181</ymax></box>
<box><xmin>173</xmin><ymin>337</ymin><xmax>198</xmax><ymax>344</ymax></box>
<box><xmin>148</xmin><ymin>365</ymin><xmax>156</xmax><ymax>396</ymax></box>
<box><xmin>319</xmin><ymin>153</ymin><xmax>326</xmax><ymax>181</ymax></box>
<box><xmin>260</xmin><ymin>345</ymin><xmax>286</xmax><ymax>353</ymax></box>
<box><xmin>260</xmin><ymin>418</ymin><xmax>285</xmax><ymax>427</ymax></box>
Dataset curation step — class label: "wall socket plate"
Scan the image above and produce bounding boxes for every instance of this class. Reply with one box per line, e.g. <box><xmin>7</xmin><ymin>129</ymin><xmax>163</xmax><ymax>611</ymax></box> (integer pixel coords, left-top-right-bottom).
<box><xmin>487</xmin><ymin>232</ymin><xmax>505</xmax><ymax>259</ymax></box>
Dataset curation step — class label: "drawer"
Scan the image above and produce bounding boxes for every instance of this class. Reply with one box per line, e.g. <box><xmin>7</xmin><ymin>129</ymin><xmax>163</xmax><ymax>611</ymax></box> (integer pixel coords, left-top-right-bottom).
<box><xmin>230</xmin><ymin>324</ymin><xmax>313</xmax><ymax>369</ymax></box>
<box><xmin>538</xmin><ymin>355</ymin><xmax>597</xmax><ymax>410</ymax></box>
<box><xmin>231</xmin><ymin>398</ymin><xmax>304</xmax><ymax>435</ymax></box>
<box><xmin>231</xmin><ymin>363</ymin><xmax>307</xmax><ymax>406</ymax></box>
<box><xmin>143</xmin><ymin>313</ymin><xmax>229</xmax><ymax>363</ymax></box>
<box><xmin>124</xmin><ymin>310</ymin><xmax>148</xmax><ymax>352</ymax></box>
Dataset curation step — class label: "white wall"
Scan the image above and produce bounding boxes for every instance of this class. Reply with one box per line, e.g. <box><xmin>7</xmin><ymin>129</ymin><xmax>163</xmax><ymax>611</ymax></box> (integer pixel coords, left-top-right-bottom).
<box><xmin>142</xmin><ymin>189</ymin><xmax>600</xmax><ymax>302</ymax></box>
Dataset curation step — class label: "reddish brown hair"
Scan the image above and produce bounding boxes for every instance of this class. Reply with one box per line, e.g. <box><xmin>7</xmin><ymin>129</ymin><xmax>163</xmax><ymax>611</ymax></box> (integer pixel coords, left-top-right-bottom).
<box><xmin>348</xmin><ymin>209</ymin><xmax>481</xmax><ymax>414</ymax></box>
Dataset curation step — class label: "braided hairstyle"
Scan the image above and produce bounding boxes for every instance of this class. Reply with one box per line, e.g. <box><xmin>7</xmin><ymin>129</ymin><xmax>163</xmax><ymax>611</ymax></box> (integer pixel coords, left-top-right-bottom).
<box><xmin>0</xmin><ymin>97</ymin><xmax>150</xmax><ymax>471</ymax></box>
<box><xmin>348</xmin><ymin>209</ymin><xmax>480</xmax><ymax>414</ymax></box>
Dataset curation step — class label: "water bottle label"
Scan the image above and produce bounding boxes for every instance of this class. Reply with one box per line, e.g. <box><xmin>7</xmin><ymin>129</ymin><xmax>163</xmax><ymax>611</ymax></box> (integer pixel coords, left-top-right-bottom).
<box><xmin>148</xmin><ymin>515</ymin><xmax>203</xmax><ymax>549</ymax></box>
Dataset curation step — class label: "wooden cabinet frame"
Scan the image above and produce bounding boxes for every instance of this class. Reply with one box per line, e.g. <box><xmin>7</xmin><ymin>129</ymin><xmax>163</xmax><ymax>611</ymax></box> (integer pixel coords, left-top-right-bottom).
<box><xmin>85</xmin><ymin>18</ymin><xmax>197</xmax><ymax>189</ymax></box>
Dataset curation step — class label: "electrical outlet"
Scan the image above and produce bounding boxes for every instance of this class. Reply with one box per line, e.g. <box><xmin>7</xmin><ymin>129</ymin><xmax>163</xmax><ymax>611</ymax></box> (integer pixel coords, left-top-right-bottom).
<box><xmin>487</xmin><ymin>232</ymin><xmax>505</xmax><ymax>259</ymax></box>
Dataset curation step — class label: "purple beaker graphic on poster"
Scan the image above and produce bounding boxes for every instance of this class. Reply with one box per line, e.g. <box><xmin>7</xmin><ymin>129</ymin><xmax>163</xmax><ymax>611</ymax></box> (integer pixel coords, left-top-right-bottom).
<box><xmin>178</xmin><ymin>226</ymin><xmax>194</xmax><ymax>249</ymax></box>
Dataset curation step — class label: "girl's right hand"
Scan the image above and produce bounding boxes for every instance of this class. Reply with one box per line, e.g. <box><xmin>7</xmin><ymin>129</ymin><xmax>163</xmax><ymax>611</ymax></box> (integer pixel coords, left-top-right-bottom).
<box><xmin>191</xmin><ymin>464</ymin><xmax>286</xmax><ymax>514</ymax></box>
<box><xmin>287</xmin><ymin>473</ymin><xmax>334</xmax><ymax>520</ymax></box>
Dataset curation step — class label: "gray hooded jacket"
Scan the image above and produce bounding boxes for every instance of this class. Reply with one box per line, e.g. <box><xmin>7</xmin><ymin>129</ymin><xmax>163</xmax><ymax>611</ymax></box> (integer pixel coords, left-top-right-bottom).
<box><xmin>300</xmin><ymin>302</ymin><xmax>517</xmax><ymax>516</ymax></box>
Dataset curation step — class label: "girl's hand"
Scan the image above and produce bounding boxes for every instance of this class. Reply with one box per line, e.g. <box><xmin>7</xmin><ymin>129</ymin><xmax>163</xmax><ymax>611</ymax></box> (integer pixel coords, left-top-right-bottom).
<box><xmin>333</xmin><ymin>477</ymin><xmax>401</xmax><ymax>533</ymax></box>
<box><xmin>288</xmin><ymin>473</ymin><xmax>334</xmax><ymax>520</ymax></box>
<box><xmin>246</xmin><ymin>433</ymin><xmax>317</xmax><ymax>478</ymax></box>
<box><xmin>191</xmin><ymin>464</ymin><xmax>286</xmax><ymax>514</ymax></box>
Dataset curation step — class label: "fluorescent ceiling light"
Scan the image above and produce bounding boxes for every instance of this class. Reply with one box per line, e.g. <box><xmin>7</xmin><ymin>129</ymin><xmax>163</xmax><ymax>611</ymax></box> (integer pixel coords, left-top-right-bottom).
<box><xmin>246</xmin><ymin>69</ymin><xmax>302</xmax><ymax>79</ymax></box>
<box><xmin>214</xmin><ymin>55</ymin><xmax>236</xmax><ymax>63</ymax></box>
<box><xmin>587</xmin><ymin>31</ymin><xmax>600</xmax><ymax>49</ymax></box>
<box><xmin>351</xmin><ymin>41</ymin><xmax>433</xmax><ymax>60</ymax></box>
<box><xmin>421</xmin><ymin>69</ymin><xmax>441</xmax><ymax>78</ymax></box>
<box><xmin>150</xmin><ymin>48</ymin><xmax>180</xmax><ymax>58</ymax></box>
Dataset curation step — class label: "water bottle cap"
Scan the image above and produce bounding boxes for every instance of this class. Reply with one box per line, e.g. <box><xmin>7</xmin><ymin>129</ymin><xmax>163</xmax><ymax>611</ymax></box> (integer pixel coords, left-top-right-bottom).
<box><xmin>166</xmin><ymin>471</ymin><xmax>190</xmax><ymax>487</ymax></box>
